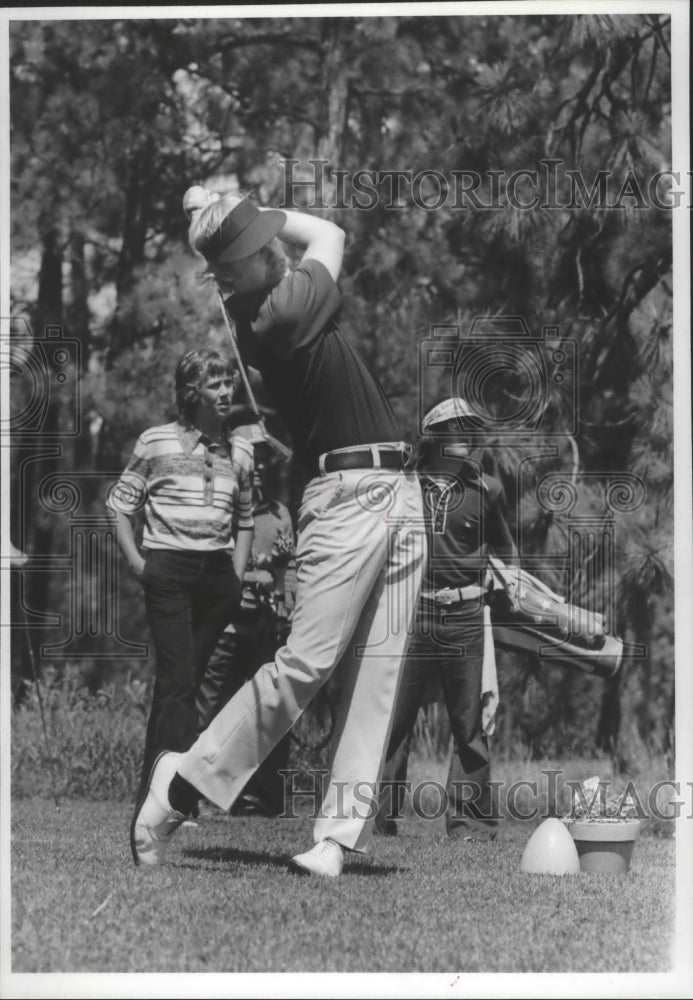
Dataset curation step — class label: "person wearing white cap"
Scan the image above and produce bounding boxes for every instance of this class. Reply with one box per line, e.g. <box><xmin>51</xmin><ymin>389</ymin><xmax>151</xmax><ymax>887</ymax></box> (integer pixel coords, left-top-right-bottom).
<box><xmin>130</xmin><ymin>187</ymin><xmax>425</xmax><ymax>876</ymax></box>
<box><xmin>376</xmin><ymin>397</ymin><xmax>517</xmax><ymax>841</ymax></box>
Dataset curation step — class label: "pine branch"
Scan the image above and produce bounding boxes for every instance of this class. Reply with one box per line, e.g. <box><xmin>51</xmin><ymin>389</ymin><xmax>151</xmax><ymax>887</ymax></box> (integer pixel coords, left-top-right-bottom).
<box><xmin>576</xmin><ymin>247</ymin><xmax>585</xmax><ymax>305</ymax></box>
<box><xmin>555</xmin><ymin>59</ymin><xmax>604</xmax><ymax>157</ymax></box>
<box><xmin>587</xmin><ymin>249</ymin><xmax>672</xmax><ymax>383</ymax></box>
<box><xmin>352</xmin><ymin>87</ymin><xmax>427</xmax><ymax>99</ymax></box>
<box><xmin>578</xmin><ymin>414</ymin><xmax>635</xmax><ymax>429</ymax></box>
<box><xmin>217</xmin><ymin>32</ymin><xmax>322</xmax><ymax>55</ymax></box>
<box><xmin>567</xmin><ymin>434</ymin><xmax>580</xmax><ymax>484</ymax></box>
<box><xmin>643</xmin><ymin>34</ymin><xmax>660</xmax><ymax>103</ymax></box>
<box><xmin>186</xmin><ymin>70</ymin><xmax>323</xmax><ymax>134</ymax></box>
<box><xmin>598</xmin><ymin>249</ymin><xmax>672</xmax><ymax>332</ymax></box>
<box><xmin>644</xmin><ymin>15</ymin><xmax>670</xmax><ymax>59</ymax></box>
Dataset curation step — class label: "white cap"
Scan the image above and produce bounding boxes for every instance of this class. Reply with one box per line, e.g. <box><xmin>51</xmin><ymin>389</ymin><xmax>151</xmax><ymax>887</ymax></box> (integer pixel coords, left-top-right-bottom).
<box><xmin>421</xmin><ymin>397</ymin><xmax>476</xmax><ymax>432</ymax></box>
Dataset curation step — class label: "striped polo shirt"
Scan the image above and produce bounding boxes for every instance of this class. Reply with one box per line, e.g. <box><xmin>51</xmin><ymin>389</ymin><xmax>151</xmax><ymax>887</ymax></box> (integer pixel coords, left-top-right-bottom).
<box><xmin>106</xmin><ymin>421</ymin><xmax>254</xmax><ymax>552</ymax></box>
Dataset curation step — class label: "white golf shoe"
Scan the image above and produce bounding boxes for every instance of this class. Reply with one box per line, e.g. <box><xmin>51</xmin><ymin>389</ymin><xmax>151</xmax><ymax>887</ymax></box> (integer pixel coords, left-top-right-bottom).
<box><xmin>130</xmin><ymin>752</ymin><xmax>186</xmax><ymax>867</ymax></box>
<box><xmin>288</xmin><ymin>838</ymin><xmax>345</xmax><ymax>878</ymax></box>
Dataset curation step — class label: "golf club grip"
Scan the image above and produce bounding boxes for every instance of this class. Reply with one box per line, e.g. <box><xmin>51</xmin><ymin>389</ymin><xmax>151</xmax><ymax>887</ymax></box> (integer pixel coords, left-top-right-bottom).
<box><xmin>262</xmin><ymin>429</ymin><xmax>293</xmax><ymax>460</ymax></box>
<box><xmin>217</xmin><ymin>291</ymin><xmax>293</xmax><ymax>462</ymax></box>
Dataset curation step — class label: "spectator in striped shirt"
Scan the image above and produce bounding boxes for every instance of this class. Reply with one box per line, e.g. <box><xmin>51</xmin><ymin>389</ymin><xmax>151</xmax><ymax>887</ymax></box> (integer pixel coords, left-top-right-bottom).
<box><xmin>107</xmin><ymin>348</ymin><xmax>254</xmax><ymax>796</ymax></box>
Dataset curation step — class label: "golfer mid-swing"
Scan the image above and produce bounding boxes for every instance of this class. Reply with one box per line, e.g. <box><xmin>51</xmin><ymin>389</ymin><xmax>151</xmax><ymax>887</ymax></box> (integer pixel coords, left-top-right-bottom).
<box><xmin>131</xmin><ymin>187</ymin><xmax>426</xmax><ymax>877</ymax></box>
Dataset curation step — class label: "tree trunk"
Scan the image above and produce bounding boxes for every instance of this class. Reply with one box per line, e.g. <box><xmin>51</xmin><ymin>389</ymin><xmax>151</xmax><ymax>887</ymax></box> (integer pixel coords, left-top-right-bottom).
<box><xmin>68</xmin><ymin>227</ymin><xmax>90</xmax><ymax>371</ymax></box>
<box><xmin>316</xmin><ymin>20</ymin><xmax>351</xmax><ymax>214</ymax></box>
<box><xmin>68</xmin><ymin>227</ymin><xmax>101</xmax><ymax>479</ymax></box>
<box><xmin>116</xmin><ymin>143</ymin><xmax>154</xmax><ymax>298</ymax></box>
<box><xmin>110</xmin><ymin>144</ymin><xmax>155</xmax><ymax>359</ymax></box>
<box><xmin>36</xmin><ymin>221</ymin><xmax>64</xmax><ymax>327</ymax></box>
<box><xmin>15</xmin><ymin>221</ymin><xmax>65</xmax><ymax>688</ymax></box>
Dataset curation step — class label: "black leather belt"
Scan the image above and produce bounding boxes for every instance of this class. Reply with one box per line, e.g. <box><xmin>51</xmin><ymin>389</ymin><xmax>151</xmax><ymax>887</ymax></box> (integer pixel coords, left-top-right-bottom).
<box><xmin>314</xmin><ymin>446</ymin><xmax>407</xmax><ymax>476</ymax></box>
<box><xmin>421</xmin><ymin>584</ymin><xmax>486</xmax><ymax>606</ymax></box>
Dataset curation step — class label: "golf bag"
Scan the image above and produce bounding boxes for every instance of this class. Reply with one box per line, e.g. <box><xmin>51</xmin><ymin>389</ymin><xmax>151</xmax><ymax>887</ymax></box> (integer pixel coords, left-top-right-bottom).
<box><xmin>486</xmin><ymin>556</ymin><xmax>623</xmax><ymax>680</ymax></box>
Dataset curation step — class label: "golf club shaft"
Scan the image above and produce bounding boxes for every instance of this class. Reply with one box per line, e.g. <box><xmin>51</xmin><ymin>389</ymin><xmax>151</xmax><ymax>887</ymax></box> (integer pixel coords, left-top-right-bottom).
<box><xmin>216</xmin><ymin>292</ymin><xmax>293</xmax><ymax>461</ymax></box>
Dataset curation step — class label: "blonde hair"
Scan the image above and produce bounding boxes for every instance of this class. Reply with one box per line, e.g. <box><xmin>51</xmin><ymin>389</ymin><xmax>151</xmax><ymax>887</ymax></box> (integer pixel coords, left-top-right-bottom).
<box><xmin>182</xmin><ymin>185</ymin><xmax>288</xmax><ymax>291</ymax></box>
<box><xmin>175</xmin><ymin>348</ymin><xmax>237</xmax><ymax>423</ymax></box>
<box><xmin>184</xmin><ymin>189</ymin><xmax>239</xmax><ymax>256</ymax></box>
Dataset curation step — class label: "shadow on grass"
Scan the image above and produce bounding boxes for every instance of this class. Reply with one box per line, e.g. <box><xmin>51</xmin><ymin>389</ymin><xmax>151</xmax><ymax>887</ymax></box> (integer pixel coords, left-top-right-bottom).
<box><xmin>344</xmin><ymin>861</ymin><xmax>406</xmax><ymax>877</ymax></box>
<box><xmin>181</xmin><ymin>846</ymin><xmax>405</xmax><ymax>876</ymax></box>
<box><xmin>181</xmin><ymin>846</ymin><xmax>289</xmax><ymax>869</ymax></box>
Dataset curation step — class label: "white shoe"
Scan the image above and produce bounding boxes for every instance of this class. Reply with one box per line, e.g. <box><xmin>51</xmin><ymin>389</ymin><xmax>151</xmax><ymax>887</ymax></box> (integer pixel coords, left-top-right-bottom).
<box><xmin>130</xmin><ymin>752</ymin><xmax>186</xmax><ymax>867</ymax></box>
<box><xmin>288</xmin><ymin>839</ymin><xmax>345</xmax><ymax>878</ymax></box>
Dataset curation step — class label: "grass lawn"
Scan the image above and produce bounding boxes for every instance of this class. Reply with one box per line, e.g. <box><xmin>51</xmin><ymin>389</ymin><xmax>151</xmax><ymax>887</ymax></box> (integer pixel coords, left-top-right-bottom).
<box><xmin>10</xmin><ymin>797</ymin><xmax>675</xmax><ymax>974</ymax></box>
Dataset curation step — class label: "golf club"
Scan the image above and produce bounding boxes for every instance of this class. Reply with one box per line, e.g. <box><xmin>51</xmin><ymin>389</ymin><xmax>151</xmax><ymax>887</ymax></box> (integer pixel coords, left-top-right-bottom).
<box><xmin>216</xmin><ymin>291</ymin><xmax>293</xmax><ymax>461</ymax></box>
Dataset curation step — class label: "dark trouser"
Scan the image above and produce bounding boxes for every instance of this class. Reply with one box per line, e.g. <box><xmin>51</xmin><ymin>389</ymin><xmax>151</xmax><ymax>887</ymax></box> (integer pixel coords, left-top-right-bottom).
<box><xmin>197</xmin><ymin>617</ymin><xmax>290</xmax><ymax>816</ymax></box>
<box><xmin>377</xmin><ymin>601</ymin><xmax>500</xmax><ymax>840</ymax></box>
<box><xmin>139</xmin><ymin>549</ymin><xmax>241</xmax><ymax>792</ymax></box>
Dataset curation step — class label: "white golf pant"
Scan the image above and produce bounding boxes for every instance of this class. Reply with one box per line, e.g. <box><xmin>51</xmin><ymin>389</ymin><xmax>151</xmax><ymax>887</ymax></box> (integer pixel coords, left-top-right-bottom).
<box><xmin>178</xmin><ymin>467</ymin><xmax>426</xmax><ymax>852</ymax></box>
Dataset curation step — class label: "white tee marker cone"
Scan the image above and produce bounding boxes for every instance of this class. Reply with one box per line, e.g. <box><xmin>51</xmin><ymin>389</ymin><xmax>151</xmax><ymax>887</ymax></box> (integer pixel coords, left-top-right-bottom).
<box><xmin>520</xmin><ymin>818</ymin><xmax>580</xmax><ymax>875</ymax></box>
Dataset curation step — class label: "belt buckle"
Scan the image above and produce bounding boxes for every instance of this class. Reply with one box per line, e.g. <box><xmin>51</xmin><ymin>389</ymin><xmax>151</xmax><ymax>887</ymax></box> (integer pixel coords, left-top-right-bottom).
<box><xmin>436</xmin><ymin>589</ymin><xmax>456</xmax><ymax>605</ymax></box>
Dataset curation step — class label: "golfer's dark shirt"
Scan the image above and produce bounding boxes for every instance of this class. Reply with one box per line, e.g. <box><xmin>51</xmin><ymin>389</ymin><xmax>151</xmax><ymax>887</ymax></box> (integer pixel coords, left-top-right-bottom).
<box><xmin>226</xmin><ymin>259</ymin><xmax>401</xmax><ymax>474</ymax></box>
<box><xmin>422</xmin><ymin>471</ymin><xmax>516</xmax><ymax>590</ymax></box>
